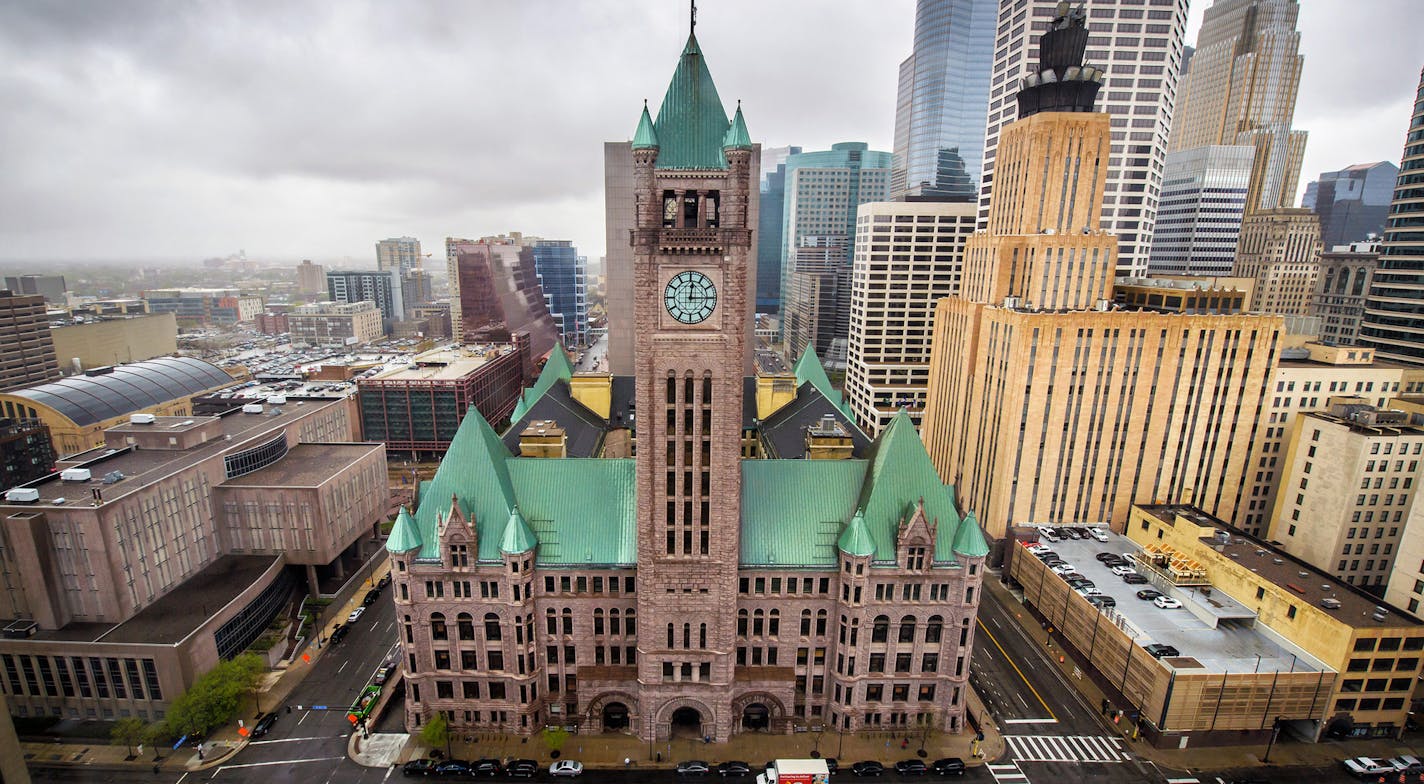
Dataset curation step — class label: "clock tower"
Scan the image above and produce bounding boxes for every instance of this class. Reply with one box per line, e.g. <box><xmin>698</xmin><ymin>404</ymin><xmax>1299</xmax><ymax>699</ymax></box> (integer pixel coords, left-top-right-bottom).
<box><xmin>630</xmin><ymin>30</ymin><xmax>756</xmax><ymax>742</ymax></box>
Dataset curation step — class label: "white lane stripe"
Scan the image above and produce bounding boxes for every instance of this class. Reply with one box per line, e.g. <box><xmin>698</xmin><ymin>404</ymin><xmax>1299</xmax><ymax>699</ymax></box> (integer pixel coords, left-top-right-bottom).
<box><xmin>246</xmin><ymin>735</ymin><xmax>347</xmax><ymax>745</ymax></box>
<box><xmin>216</xmin><ymin>756</ymin><xmax>344</xmax><ymax>772</ymax></box>
<box><xmin>1005</xmin><ymin>734</ymin><xmax>1128</xmax><ymax>763</ymax></box>
<box><xmin>1002</xmin><ymin>718</ymin><xmax>1057</xmax><ymax>724</ymax></box>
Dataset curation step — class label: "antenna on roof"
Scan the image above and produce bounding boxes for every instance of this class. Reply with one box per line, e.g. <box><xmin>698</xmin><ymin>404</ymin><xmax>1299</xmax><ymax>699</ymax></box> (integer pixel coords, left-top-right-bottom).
<box><xmin>690</xmin><ymin>0</ymin><xmax>696</xmax><ymax>37</ymax></box>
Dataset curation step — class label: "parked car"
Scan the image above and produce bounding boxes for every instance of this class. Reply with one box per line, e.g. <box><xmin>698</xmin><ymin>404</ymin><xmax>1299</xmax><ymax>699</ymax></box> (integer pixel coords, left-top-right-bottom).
<box><xmin>250</xmin><ymin>711</ymin><xmax>278</xmax><ymax>738</ymax></box>
<box><xmin>435</xmin><ymin>760</ymin><xmax>472</xmax><ymax>777</ymax></box>
<box><xmin>347</xmin><ymin>607</ymin><xmax>366</xmax><ymax>623</ymax></box>
<box><xmin>470</xmin><ymin>759</ymin><xmax>503</xmax><ymax>777</ymax></box>
<box><xmin>930</xmin><ymin>758</ymin><xmax>965</xmax><ymax>776</ymax></box>
<box><xmin>1049</xmin><ymin>564</ymin><xmax>1077</xmax><ymax>575</ymax></box>
<box><xmin>378</xmin><ymin>573</ymin><xmax>392</xmax><ymax>589</ymax></box>
<box><xmin>1144</xmin><ymin>644</ymin><xmax>1180</xmax><ymax>658</ymax></box>
<box><xmin>824</xmin><ymin>759</ymin><xmax>840</xmax><ymax>775</ymax></box>
<box><xmin>1136</xmin><ymin>589</ymin><xmax>1163</xmax><ymax>601</ymax></box>
<box><xmin>1110</xmin><ymin>565</ymin><xmax>1137</xmax><ymax>577</ymax></box>
<box><xmin>1026</xmin><ymin>544</ymin><xmax>1052</xmax><ymax>554</ymax></box>
<box><xmin>1391</xmin><ymin>756</ymin><xmax>1424</xmax><ymax>774</ymax></box>
<box><xmin>1064</xmin><ymin>528</ymin><xmax>1087</xmax><ymax>540</ymax></box>
<box><xmin>1121</xmin><ymin>574</ymin><xmax>1149</xmax><ymax>585</ymax></box>
<box><xmin>1087</xmin><ymin>595</ymin><xmax>1117</xmax><ymax>608</ymax></box>
<box><xmin>1088</xmin><ymin>528</ymin><xmax>1110</xmax><ymax>542</ymax></box>
<box><xmin>375</xmin><ymin>661</ymin><xmax>397</xmax><ymax>685</ymax></box>
<box><xmin>851</xmin><ymin>761</ymin><xmax>886</xmax><ymax>777</ymax></box>
<box><xmin>1065</xmin><ymin>578</ymin><xmax>1095</xmax><ymax>590</ymax></box>
<box><xmin>1094</xmin><ymin>553</ymin><xmax>1120</xmax><ymax>563</ymax></box>
<box><xmin>1075</xmin><ymin>586</ymin><xmax>1103</xmax><ymax>597</ymax></box>
<box><xmin>362</xmin><ymin>589</ymin><xmax>379</xmax><ymax>606</ymax></box>
<box><xmin>1343</xmin><ymin>756</ymin><xmax>1400</xmax><ymax>777</ymax></box>
<box><xmin>549</xmin><ymin>760</ymin><xmax>584</xmax><ymax>777</ymax></box>
<box><xmin>507</xmin><ymin>759</ymin><xmax>540</xmax><ymax>778</ymax></box>
<box><xmin>677</xmin><ymin>761</ymin><xmax>711</xmax><ymax>775</ymax></box>
<box><xmin>329</xmin><ymin>624</ymin><xmax>349</xmax><ymax>644</ymax></box>
<box><xmin>718</xmin><ymin>761</ymin><xmax>752</xmax><ymax>777</ymax></box>
<box><xmin>1033</xmin><ymin>550</ymin><xmax>1057</xmax><ymax>560</ymax></box>
<box><xmin>403</xmin><ymin>759</ymin><xmax>438</xmax><ymax>777</ymax></box>
<box><xmin>894</xmin><ymin>760</ymin><xmax>928</xmax><ymax>776</ymax></box>
<box><xmin>1154</xmin><ymin>596</ymin><xmax>1182</xmax><ymax>609</ymax></box>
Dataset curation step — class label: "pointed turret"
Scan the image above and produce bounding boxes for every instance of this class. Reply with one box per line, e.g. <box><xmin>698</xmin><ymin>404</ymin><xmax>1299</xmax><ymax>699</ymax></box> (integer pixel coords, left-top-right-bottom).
<box><xmin>793</xmin><ymin>345</ymin><xmax>852</xmax><ymax>417</ymax></box>
<box><xmin>385</xmin><ymin>506</ymin><xmax>422</xmax><ymax>554</ymax></box>
<box><xmin>512</xmin><ymin>345</ymin><xmax>576</xmax><ymax>422</ymax></box>
<box><xmin>837</xmin><ymin>508</ymin><xmax>876</xmax><ymax>558</ymax></box>
<box><xmin>632</xmin><ymin>101</ymin><xmax>659</xmax><ymax>150</ymax></box>
<box><xmin>723</xmin><ymin>103</ymin><xmax>751</xmax><ymax>150</ymax></box>
<box><xmin>412</xmin><ymin>403</ymin><xmax>515</xmax><ymax>559</ymax></box>
<box><xmin>652</xmin><ymin>34</ymin><xmax>732</xmax><ymax>169</ymax></box>
<box><xmin>858</xmin><ymin>409</ymin><xmax>961</xmax><ymax>563</ymax></box>
<box><xmin>952</xmin><ymin>510</ymin><xmax>990</xmax><ymax>559</ymax></box>
<box><xmin>499</xmin><ymin>506</ymin><xmax>538</xmax><ymax>555</ymax></box>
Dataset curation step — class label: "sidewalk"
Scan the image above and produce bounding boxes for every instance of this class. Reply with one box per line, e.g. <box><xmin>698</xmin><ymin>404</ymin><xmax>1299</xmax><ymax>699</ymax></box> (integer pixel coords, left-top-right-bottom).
<box><xmin>982</xmin><ymin>570</ymin><xmax>1424</xmax><ymax>774</ymax></box>
<box><xmin>20</xmin><ymin>547</ymin><xmax>393</xmax><ymax>774</ymax></box>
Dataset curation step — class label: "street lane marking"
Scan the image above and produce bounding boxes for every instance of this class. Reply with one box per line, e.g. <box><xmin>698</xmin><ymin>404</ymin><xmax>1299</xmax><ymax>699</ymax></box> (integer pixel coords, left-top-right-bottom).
<box><xmin>1002</xmin><ymin>718</ymin><xmax>1057</xmax><ymax>724</ymax></box>
<box><xmin>247</xmin><ymin>735</ymin><xmax>347</xmax><ymax>745</ymax></box>
<box><xmin>1006</xmin><ymin>735</ymin><xmax>1128</xmax><ymax>763</ymax></box>
<box><xmin>337</xmin><ymin>661</ymin><xmax>348</xmax><ymax>674</ymax></box>
<box><xmin>215</xmin><ymin>756</ymin><xmax>344</xmax><ymax>772</ymax></box>
<box><xmin>976</xmin><ymin>618</ymin><xmax>1056</xmax><ymax>720</ymax></box>
<box><xmin>1166</xmin><ymin>779</ymin><xmax>1201</xmax><ymax>783</ymax></box>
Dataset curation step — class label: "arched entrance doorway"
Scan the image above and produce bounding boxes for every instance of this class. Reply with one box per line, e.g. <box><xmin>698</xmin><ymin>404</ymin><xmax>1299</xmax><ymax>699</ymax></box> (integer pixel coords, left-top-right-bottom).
<box><xmin>741</xmin><ymin>703</ymin><xmax>770</xmax><ymax>731</ymax></box>
<box><xmin>602</xmin><ymin>702</ymin><xmax>630</xmax><ymax>732</ymax></box>
<box><xmin>671</xmin><ymin>707</ymin><xmax>703</xmax><ymax>738</ymax></box>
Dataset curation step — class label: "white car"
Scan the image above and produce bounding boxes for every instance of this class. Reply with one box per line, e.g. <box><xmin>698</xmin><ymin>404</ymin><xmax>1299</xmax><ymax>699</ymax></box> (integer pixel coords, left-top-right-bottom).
<box><xmin>1026</xmin><ymin>543</ymin><xmax>1052</xmax><ymax>554</ymax></box>
<box><xmin>1153</xmin><ymin>596</ymin><xmax>1182</xmax><ymax>609</ymax></box>
<box><xmin>347</xmin><ymin>607</ymin><xmax>366</xmax><ymax>623</ymax></box>
<box><xmin>1050</xmin><ymin>563</ymin><xmax>1077</xmax><ymax>575</ymax></box>
<box><xmin>1343</xmin><ymin>756</ymin><xmax>1400</xmax><ymax>777</ymax></box>
<box><xmin>1075</xmin><ymin>586</ymin><xmax>1102</xmax><ymax>596</ymax></box>
<box><xmin>549</xmin><ymin>760</ymin><xmax>584</xmax><ymax>777</ymax></box>
<box><xmin>1088</xmin><ymin>528</ymin><xmax>1110</xmax><ymax>542</ymax></box>
<box><xmin>1110</xmin><ymin>565</ymin><xmax>1137</xmax><ymax>577</ymax></box>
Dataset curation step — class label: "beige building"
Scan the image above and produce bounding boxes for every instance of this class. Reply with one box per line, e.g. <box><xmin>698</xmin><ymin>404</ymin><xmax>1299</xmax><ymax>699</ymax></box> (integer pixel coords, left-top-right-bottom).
<box><xmin>1234</xmin><ymin>208</ymin><xmax>1321</xmax><ymax>316</ymax></box>
<box><xmin>49</xmin><ymin>313</ymin><xmax>178</xmax><ymax>374</ymax></box>
<box><xmin>1268</xmin><ymin>403</ymin><xmax>1424</xmax><ymax>591</ymax></box>
<box><xmin>1312</xmin><ymin>242</ymin><xmax>1380</xmax><ymax>346</ymax></box>
<box><xmin>1112</xmin><ymin>276</ymin><xmax>1253</xmax><ymax>314</ymax></box>
<box><xmin>1232</xmin><ymin>343</ymin><xmax>1424</xmax><ymax>536</ymax></box>
<box><xmin>922</xmin><ymin>23</ymin><xmax>1280</xmax><ymax>547</ymax></box>
<box><xmin>296</xmin><ymin>259</ymin><xmax>326</xmax><ymax>296</ymax></box>
<box><xmin>845</xmin><ymin>201</ymin><xmax>976</xmax><ymax>435</ymax></box>
<box><xmin>288</xmin><ymin>300</ymin><xmax>383</xmax><ymax>346</ymax></box>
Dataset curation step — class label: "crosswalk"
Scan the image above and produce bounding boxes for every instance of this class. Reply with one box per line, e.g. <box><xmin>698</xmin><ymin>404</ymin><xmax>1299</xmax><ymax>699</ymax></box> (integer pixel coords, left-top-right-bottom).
<box><xmin>1005</xmin><ymin>734</ymin><xmax>1130</xmax><ymax>763</ymax></box>
<box><xmin>986</xmin><ymin>762</ymin><xmax>1029</xmax><ymax>784</ymax></box>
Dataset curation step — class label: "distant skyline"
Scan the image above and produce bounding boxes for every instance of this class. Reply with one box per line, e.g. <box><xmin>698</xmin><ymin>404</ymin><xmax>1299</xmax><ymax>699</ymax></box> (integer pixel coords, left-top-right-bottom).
<box><xmin>0</xmin><ymin>0</ymin><xmax>1420</xmax><ymax>264</ymax></box>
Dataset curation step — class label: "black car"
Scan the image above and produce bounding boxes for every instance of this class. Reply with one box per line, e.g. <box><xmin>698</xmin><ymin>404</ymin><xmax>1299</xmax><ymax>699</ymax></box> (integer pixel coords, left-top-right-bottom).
<box><xmin>894</xmin><ymin>760</ymin><xmax>928</xmax><ymax>776</ymax></box>
<box><xmin>507</xmin><ymin>759</ymin><xmax>539</xmax><ymax>778</ymax></box>
<box><xmin>362</xmin><ymin>589</ymin><xmax>379</xmax><ymax>606</ymax></box>
<box><xmin>676</xmin><ymin>761</ymin><xmax>711</xmax><ymax>776</ymax></box>
<box><xmin>1136</xmin><ymin>589</ymin><xmax>1163</xmax><ymax>601</ymax></box>
<box><xmin>328</xmin><ymin>623</ymin><xmax>349</xmax><ymax>644</ymax></box>
<box><xmin>1087</xmin><ymin>595</ymin><xmax>1117</xmax><ymax>608</ymax></box>
<box><xmin>718</xmin><ymin>762</ymin><xmax>752</xmax><ymax>777</ymax></box>
<box><xmin>1145</xmin><ymin>643</ymin><xmax>1180</xmax><ymax>658</ymax></box>
<box><xmin>403</xmin><ymin>759</ymin><xmax>438</xmax><ymax>777</ymax></box>
<box><xmin>471</xmin><ymin>759</ymin><xmax>503</xmax><ymax>777</ymax></box>
<box><xmin>435</xmin><ymin>761</ymin><xmax>472</xmax><ymax>777</ymax></box>
<box><xmin>824</xmin><ymin>759</ymin><xmax>840</xmax><ymax>775</ymax></box>
<box><xmin>1094</xmin><ymin>553</ymin><xmax>1120</xmax><ymax>563</ymax></box>
<box><xmin>1121</xmin><ymin>573</ymin><xmax>1149</xmax><ymax>585</ymax></box>
<box><xmin>378</xmin><ymin>573</ymin><xmax>392</xmax><ymax>589</ymax></box>
<box><xmin>930</xmin><ymin>759</ymin><xmax>965</xmax><ymax>777</ymax></box>
<box><xmin>250</xmin><ymin>711</ymin><xmax>278</xmax><ymax>738</ymax></box>
<box><xmin>1034</xmin><ymin>550</ymin><xmax>1057</xmax><ymax>561</ymax></box>
<box><xmin>852</xmin><ymin>761</ymin><xmax>885</xmax><ymax>777</ymax></box>
<box><xmin>1065</xmin><ymin>578</ymin><xmax>1094</xmax><ymax>590</ymax></box>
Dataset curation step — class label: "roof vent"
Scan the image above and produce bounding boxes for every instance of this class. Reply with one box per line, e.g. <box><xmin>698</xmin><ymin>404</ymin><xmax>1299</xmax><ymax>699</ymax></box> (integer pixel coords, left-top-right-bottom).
<box><xmin>1272</xmin><ymin>558</ymin><xmax>1284</xmax><ymax>564</ymax></box>
<box><xmin>1321</xmin><ymin>585</ymin><xmax>1332</xmax><ymax>592</ymax></box>
<box><xmin>1320</xmin><ymin>597</ymin><xmax>1342</xmax><ymax>610</ymax></box>
<box><xmin>129</xmin><ymin>413</ymin><xmax>156</xmax><ymax>425</ymax></box>
<box><xmin>1298</xmin><ymin>571</ymin><xmax>1309</xmax><ymax>578</ymax></box>
<box><xmin>101</xmin><ymin>471</ymin><xmax>125</xmax><ymax>485</ymax></box>
<box><xmin>1372</xmin><ymin>610</ymin><xmax>1389</xmax><ymax>622</ymax></box>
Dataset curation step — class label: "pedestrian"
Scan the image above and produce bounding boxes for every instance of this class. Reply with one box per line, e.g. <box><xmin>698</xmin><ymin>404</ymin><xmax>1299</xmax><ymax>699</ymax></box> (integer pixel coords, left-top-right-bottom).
<box><xmin>901</xmin><ymin>738</ymin><xmax>908</xmax><ymax>750</ymax></box>
<box><xmin>625</xmin><ymin>757</ymin><xmax>632</xmax><ymax>768</ymax></box>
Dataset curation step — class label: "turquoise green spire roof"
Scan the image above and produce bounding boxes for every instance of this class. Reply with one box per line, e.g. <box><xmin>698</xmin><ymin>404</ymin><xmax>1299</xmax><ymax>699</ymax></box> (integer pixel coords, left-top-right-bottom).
<box><xmin>653</xmin><ymin>34</ymin><xmax>731</xmax><ymax>169</ymax></box>
<box><xmin>412</xmin><ymin>404</ymin><xmax>515</xmax><ymax>560</ymax></box>
<box><xmin>953</xmin><ymin>510</ymin><xmax>989</xmax><ymax>558</ymax></box>
<box><xmin>499</xmin><ymin>506</ymin><xmax>538</xmax><ymax>555</ymax></box>
<box><xmin>858</xmin><ymin>409</ymin><xmax>963</xmax><ymax>563</ymax></box>
<box><xmin>386</xmin><ymin>506</ymin><xmax>422</xmax><ymax>554</ymax></box>
<box><xmin>837</xmin><ymin>508</ymin><xmax>875</xmax><ymax>557</ymax></box>
<box><xmin>793</xmin><ymin>346</ymin><xmax>852</xmax><ymax>417</ymax></box>
<box><xmin>723</xmin><ymin>103</ymin><xmax>751</xmax><ymax>150</ymax></box>
<box><xmin>632</xmin><ymin>101</ymin><xmax>659</xmax><ymax>149</ymax></box>
<box><xmin>511</xmin><ymin>345</ymin><xmax>575</xmax><ymax>422</ymax></box>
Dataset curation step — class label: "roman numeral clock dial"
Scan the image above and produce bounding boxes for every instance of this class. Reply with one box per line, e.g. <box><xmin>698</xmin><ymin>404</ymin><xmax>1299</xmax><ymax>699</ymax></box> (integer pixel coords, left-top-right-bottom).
<box><xmin>663</xmin><ymin>270</ymin><xmax>718</xmax><ymax>325</ymax></box>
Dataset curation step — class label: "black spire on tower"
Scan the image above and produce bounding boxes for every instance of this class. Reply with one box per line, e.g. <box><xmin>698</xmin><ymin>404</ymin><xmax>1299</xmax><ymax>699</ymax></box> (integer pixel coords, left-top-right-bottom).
<box><xmin>1016</xmin><ymin>1</ymin><xmax>1105</xmax><ymax>118</ymax></box>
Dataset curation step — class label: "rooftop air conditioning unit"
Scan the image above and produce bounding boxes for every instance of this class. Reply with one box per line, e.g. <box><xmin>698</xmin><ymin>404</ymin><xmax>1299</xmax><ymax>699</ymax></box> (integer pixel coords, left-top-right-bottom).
<box><xmin>129</xmin><ymin>413</ymin><xmax>156</xmax><ymax>425</ymax></box>
<box><xmin>267</xmin><ymin>395</ymin><xmax>287</xmax><ymax>405</ymax></box>
<box><xmin>5</xmin><ymin>488</ymin><xmax>39</xmax><ymax>503</ymax></box>
<box><xmin>60</xmin><ymin>468</ymin><xmax>91</xmax><ymax>482</ymax></box>
<box><xmin>242</xmin><ymin>404</ymin><xmax>265</xmax><ymax>414</ymax></box>
<box><xmin>1320</xmin><ymin>598</ymin><xmax>1342</xmax><ymax>610</ymax></box>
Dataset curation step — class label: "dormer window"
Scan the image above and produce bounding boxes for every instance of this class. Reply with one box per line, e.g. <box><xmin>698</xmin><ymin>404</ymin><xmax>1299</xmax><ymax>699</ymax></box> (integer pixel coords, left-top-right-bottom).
<box><xmin>449</xmin><ymin>544</ymin><xmax>468</xmax><ymax>568</ymax></box>
<box><xmin>906</xmin><ymin>547</ymin><xmax>927</xmax><ymax>571</ymax></box>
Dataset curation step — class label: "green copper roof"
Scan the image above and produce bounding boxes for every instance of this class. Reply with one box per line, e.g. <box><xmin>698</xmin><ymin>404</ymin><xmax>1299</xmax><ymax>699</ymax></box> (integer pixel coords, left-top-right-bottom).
<box><xmin>723</xmin><ymin>104</ymin><xmax>751</xmax><ymax>150</ymax></box>
<box><xmin>858</xmin><ymin>409</ymin><xmax>963</xmax><ymax>563</ymax></box>
<box><xmin>793</xmin><ymin>346</ymin><xmax>852</xmax><ymax>417</ymax></box>
<box><xmin>632</xmin><ymin>102</ymin><xmax>659</xmax><ymax>149</ymax></box>
<box><xmin>741</xmin><ymin>459</ymin><xmax>868</xmax><ymax>567</ymax></box>
<box><xmin>953</xmin><ymin>510</ymin><xmax>989</xmax><ymax>558</ymax></box>
<box><xmin>499</xmin><ymin>506</ymin><xmax>538</xmax><ymax>555</ymax></box>
<box><xmin>386</xmin><ymin>506</ymin><xmax>422</xmax><ymax>554</ymax></box>
<box><xmin>412</xmin><ymin>405</ymin><xmax>515</xmax><ymax>560</ymax></box>
<box><xmin>653</xmin><ymin>34</ymin><xmax>731</xmax><ymax>169</ymax></box>
<box><xmin>837</xmin><ymin>508</ymin><xmax>876</xmax><ymax>557</ymax></box>
<box><xmin>511</xmin><ymin>345</ymin><xmax>574</xmax><ymax>422</ymax></box>
<box><xmin>508</xmin><ymin>458</ymin><xmax>636</xmax><ymax>566</ymax></box>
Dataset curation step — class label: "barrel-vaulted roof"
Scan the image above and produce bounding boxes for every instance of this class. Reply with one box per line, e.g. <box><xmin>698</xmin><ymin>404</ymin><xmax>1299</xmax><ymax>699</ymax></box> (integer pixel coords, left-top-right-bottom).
<box><xmin>5</xmin><ymin>357</ymin><xmax>234</xmax><ymax>427</ymax></box>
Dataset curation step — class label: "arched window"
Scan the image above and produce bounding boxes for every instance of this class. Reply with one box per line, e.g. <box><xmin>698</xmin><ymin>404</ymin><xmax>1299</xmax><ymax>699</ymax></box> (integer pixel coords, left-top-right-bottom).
<box><xmin>800</xmin><ymin>609</ymin><xmax>812</xmax><ymax>636</ymax></box>
<box><xmin>699</xmin><ymin>623</ymin><xmax>707</xmax><ymax>648</ymax></box>
<box><xmin>898</xmin><ymin>615</ymin><xmax>917</xmax><ymax>643</ymax></box>
<box><xmin>546</xmin><ymin>608</ymin><xmax>557</xmax><ymax>635</ymax></box>
<box><xmin>610</xmin><ymin>608</ymin><xmax>621</xmax><ymax>636</ymax></box>
<box><xmin>561</xmin><ymin>608</ymin><xmax>573</xmax><ymax>635</ymax></box>
<box><xmin>753</xmin><ymin>609</ymin><xmax>765</xmax><ymax>637</ymax></box>
<box><xmin>667</xmin><ymin>623</ymin><xmax>675</xmax><ymax>648</ymax></box>
<box><xmin>482</xmin><ymin>612</ymin><xmax>501</xmax><ymax>641</ymax></box>
<box><xmin>594</xmin><ymin>609</ymin><xmax>605</xmax><ymax>636</ymax></box>
<box><xmin>738</xmin><ymin>609</ymin><xmax>749</xmax><ymax>637</ymax></box>
<box><xmin>769</xmin><ymin>609</ymin><xmax>780</xmax><ymax>637</ymax></box>
<box><xmin>625</xmin><ymin>609</ymin><xmax>636</xmax><ymax>636</ymax></box>
<box><xmin>457</xmin><ymin>612</ymin><xmax>475</xmax><ymax>641</ymax></box>
<box><xmin>838</xmin><ymin>615</ymin><xmax>848</xmax><ymax>645</ymax></box>
<box><xmin>925</xmin><ymin>615</ymin><xmax>943</xmax><ymax>644</ymax></box>
<box><xmin>872</xmin><ymin>615</ymin><xmax>889</xmax><ymax>643</ymax></box>
<box><xmin>431</xmin><ymin>612</ymin><xmax>448</xmax><ymax>641</ymax></box>
<box><xmin>683</xmin><ymin>623</ymin><xmax>691</xmax><ymax>649</ymax></box>
<box><xmin>816</xmin><ymin>609</ymin><xmax>828</xmax><ymax>636</ymax></box>
<box><xmin>1353</xmin><ymin>268</ymin><xmax>1367</xmax><ymax>296</ymax></box>
<box><xmin>1337</xmin><ymin>268</ymin><xmax>1351</xmax><ymax>294</ymax></box>
<box><xmin>850</xmin><ymin>617</ymin><xmax>860</xmax><ymax>647</ymax></box>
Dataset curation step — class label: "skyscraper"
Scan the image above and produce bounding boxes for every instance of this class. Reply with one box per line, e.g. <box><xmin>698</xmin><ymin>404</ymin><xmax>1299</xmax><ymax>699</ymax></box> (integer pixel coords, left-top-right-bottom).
<box><xmin>779</xmin><ymin>144</ymin><xmax>892</xmax><ymax>368</ymax></box>
<box><xmin>296</xmin><ymin>259</ymin><xmax>326</xmax><ymax>296</ymax></box>
<box><xmin>326</xmin><ymin>269</ymin><xmax>404</xmax><ymax>325</ymax></box>
<box><xmin>446</xmin><ymin>237</ymin><xmax>560</xmax><ymax>367</ymax></box>
<box><xmin>1232</xmin><ymin>208</ymin><xmax>1321</xmax><ymax>316</ymax></box>
<box><xmin>891</xmin><ymin>0</ymin><xmax>995</xmax><ymax>200</ymax></box>
<box><xmin>530</xmin><ymin>240</ymin><xmax>589</xmax><ymax>348</ymax></box>
<box><xmin>1146</xmin><ymin>145</ymin><xmax>1254</xmax><ymax>276</ymax></box>
<box><xmin>1303</xmin><ymin>161</ymin><xmax>1399</xmax><ymax>248</ymax></box>
<box><xmin>980</xmin><ymin>0</ymin><xmax>1190</xmax><ymax>276</ymax></box>
<box><xmin>0</xmin><ymin>291</ymin><xmax>58</xmax><ymax>391</ymax></box>
<box><xmin>1169</xmin><ymin>0</ymin><xmax>1307</xmax><ymax>213</ymax></box>
<box><xmin>376</xmin><ymin>236</ymin><xmax>423</xmax><ymax>272</ymax></box>
<box><xmin>755</xmin><ymin>146</ymin><xmax>800</xmax><ymax>315</ymax></box>
<box><xmin>1359</xmin><ymin>68</ymin><xmax>1424</xmax><ymax>365</ymax></box>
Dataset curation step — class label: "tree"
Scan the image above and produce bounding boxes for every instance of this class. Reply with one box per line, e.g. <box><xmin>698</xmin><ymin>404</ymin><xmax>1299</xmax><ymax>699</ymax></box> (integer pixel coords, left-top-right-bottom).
<box><xmin>142</xmin><ymin>721</ymin><xmax>171</xmax><ymax>760</ymax></box>
<box><xmin>419</xmin><ymin>712</ymin><xmax>450</xmax><ymax>758</ymax></box>
<box><xmin>111</xmin><ymin>717</ymin><xmax>146</xmax><ymax>759</ymax></box>
<box><xmin>166</xmin><ymin>654</ymin><xmax>266</xmax><ymax>737</ymax></box>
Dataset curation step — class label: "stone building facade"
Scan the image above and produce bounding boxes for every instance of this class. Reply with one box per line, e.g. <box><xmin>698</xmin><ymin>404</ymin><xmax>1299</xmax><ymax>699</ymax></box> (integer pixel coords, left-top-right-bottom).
<box><xmin>389</xmin><ymin>30</ymin><xmax>986</xmax><ymax>745</ymax></box>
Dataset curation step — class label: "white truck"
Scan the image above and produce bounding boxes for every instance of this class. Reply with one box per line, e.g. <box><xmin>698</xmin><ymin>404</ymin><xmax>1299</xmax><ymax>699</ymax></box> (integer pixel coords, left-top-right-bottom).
<box><xmin>758</xmin><ymin>759</ymin><xmax>830</xmax><ymax>784</ymax></box>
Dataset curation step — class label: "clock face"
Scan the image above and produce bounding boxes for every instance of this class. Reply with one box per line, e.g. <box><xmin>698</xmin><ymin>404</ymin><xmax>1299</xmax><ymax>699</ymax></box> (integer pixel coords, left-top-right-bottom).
<box><xmin>664</xmin><ymin>271</ymin><xmax>718</xmax><ymax>325</ymax></box>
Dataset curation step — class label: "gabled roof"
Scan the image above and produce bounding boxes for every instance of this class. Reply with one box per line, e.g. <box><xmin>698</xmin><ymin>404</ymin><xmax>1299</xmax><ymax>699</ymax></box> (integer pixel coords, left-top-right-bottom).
<box><xmin>758</xmin><ymin>381</ymin><xmax>870</xmax><ymax>459</ymax></box>
<box><xmin>511</xmin><ymin>345</ymin><xmax>574</xmax><ymax>422</ymax></box>
<box><xmin>499</xmin><ymin>506</ymin><xmax>538</xmax><ymax>555</ymax></box>
<box><xmin>857</xmin><ymin>409</ymin><xmax>963</xmax><ymax>563</ymax></box>
<box><xmin>723</xmin><ymin>104</ymin><xmax>751</xmax><ymax>150</ymax></box>
<box><xmin>502</xmin><ymin>379</ymin><xmax>607</xmax><ymax>458</ymax></box>
<box><xmin>508</xmin><ymin>458</ymin><xmax>636</xmax><ymax>566</ymax></box>
<box><xmin>411</xmin><ymin>405</ymin><xmax>515</xmax><ymax>560</ymax></box>
<box><xmin>386</xmin><ymin>506</ymin><xmax>422</xmax><ymax>554</ymax></box>
<box><xmin>741</xmin><ymin>459</ymin><xmax>867</xmax><ymax>567</ymax></box>
<box><xmin>793</xmin><ymin>346</ymin><xmax>852</xmax><ymax>417</ymax></box>
<box><xmin>653</xmin><ymin>34</ymin><xmax>731</xmax><ymax>169</ymax></box>
<box><xmin>632</xmin><ymin>102</ymin><xmax>659</xmax><ymax>149</ymax></box>
<box><xmin>837</xmin><ymin>508</ymin><xmax>875</xmax><ymax>557</ymax></box>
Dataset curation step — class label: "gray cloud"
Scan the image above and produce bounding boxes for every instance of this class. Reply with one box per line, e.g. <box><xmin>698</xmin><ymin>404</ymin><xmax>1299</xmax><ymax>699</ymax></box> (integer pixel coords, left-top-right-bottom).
<box><xmin>0</xmin><ymin>1</ymin><xmax>1418</xmax><ymax>265</ymax></box>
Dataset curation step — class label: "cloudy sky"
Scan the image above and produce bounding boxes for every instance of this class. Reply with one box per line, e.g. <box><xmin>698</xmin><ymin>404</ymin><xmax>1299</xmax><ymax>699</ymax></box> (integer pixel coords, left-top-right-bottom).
<box><xmin>1</xmin><ymin>0</ymin><xmax>1420</xmax><ymax>267</ymax></box>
